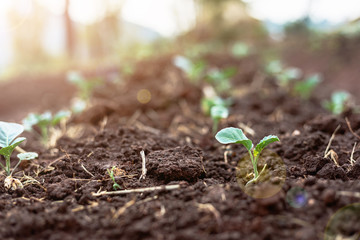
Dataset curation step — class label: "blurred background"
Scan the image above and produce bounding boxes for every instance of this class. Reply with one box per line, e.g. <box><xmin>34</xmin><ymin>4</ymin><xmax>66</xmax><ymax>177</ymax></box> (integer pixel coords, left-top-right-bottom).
<box><xmin>1</xmin><ymin>0</ymin><xmax>360</xmax><ymax>79</ymax></box>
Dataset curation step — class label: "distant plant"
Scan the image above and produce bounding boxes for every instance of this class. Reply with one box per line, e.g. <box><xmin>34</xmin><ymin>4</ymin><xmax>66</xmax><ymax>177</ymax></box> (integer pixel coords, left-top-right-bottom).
<box><xmin>107</xmin><ymin>166</ymin><xmax>121</xmax><ymax>191</ymax></box>
<box><xmin>293</xmin><ymin>74</ymin><xmax>322</xmax><ymax>99</ymax></box>
<box><xmin>67</xmin><ymin>71</ymin><xmax>102</xmax><ymax>101</ymax></box>
<box><xmin>323</xmin><ymin>91</ymin><xmax>351</xmax><ymax>115</ymax></box>
<box><xmin>211</xmin><ymin>105</ymin><xmax>229</xmax><ymax>135</ymax></box>
<box><xmin>215</xmin><ymin>127</ymin><xmax>279</xmax><ymax>186</ymax></box>
<box><xmin>231</xmin><ymin>42</ymin><xmax>250</xmax><ymax>58</ymax></box>
<box><xmin>71</xmin><ymin>98</ymin><xmax>87</xmax><ymax>114</ymax></box>
<box><xmin>201</xmin><ymin>96</ymin><xmax>232</xmax><ymax>116</ymax></box>
<box><xmin>265</xmin><ymin>60</ymin><xmax>302</xmax><ymax>87</ymax></box>
<box><xmin>206</xmin><ymin>67</ymin><xmax>237</xmax><ymax>94</ymax></box>
<box><xmin>173</xmin><ymin>55</ymin><xmax>207</xmax><ymax>84</ymax></box>
<box><xmin>0</xmin><ymin>121</ymin><xmax>38</xmax><ymax>183</ymax></box>
<box><xmin>23</xmin><ymin>110</ymin><xmax>71</xmax><ymax>145</ymax></box>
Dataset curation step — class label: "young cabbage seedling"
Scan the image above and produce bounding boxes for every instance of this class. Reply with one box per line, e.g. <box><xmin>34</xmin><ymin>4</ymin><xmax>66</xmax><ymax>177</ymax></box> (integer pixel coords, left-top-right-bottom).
<box><xmin>215</xmin><ymin>127</ymin><xmax>280</xmax><ymax>186</ymax></box>
<box><xmin>201</xmin><ymin>96</ymin><xmax>232</xmax><ymax>116</ymax></box>
<box><xmin>211</xmin><ymin>106</ymin><xmax>229</xmax><ymax>135</ymax></box>
<box><xmin>107</xmin><ymin>166</ymin><xmax>121</xmax><ymax>191</ymax></box>
<box><xmin>173</xmin><ymin>55</ymin><xmax>207</xmax><ymax>84</ymax></box>
<box><xmin>293</xmin><ymin>74</ymin><xmax>322</xmax><ymax>99</ymax></box>
<box><xmin>23</xmin><ymin>110</ymin><xmax>71</xmax><ymax>145</ymax></box>
<box><xmin>323</xmin><ymin>91</ymin><xmax>351</xmax><ymax>115</ymax></box>
<box><xmin>231</xmin><ymin>42</ymin><xmax>250</xmax><ymax>58</ymax></box>
<box><xmin>206</xmin><ymin>67</ymin><xmax>236</xmax><ymax>94</ymax></box>
<box><xmin>4</xmin><ymin>152</ymin><xmax>38</xmax><ymax>190</ymax></box>
<box><xmin>0</xmin><ymin>121</ymin><xmax>38</xmax><ymax>181</ymax></box>
<box><xmin>67</xmin><ymin>71</ymin><xmax>102</xmax><ymax>100</ymax></box>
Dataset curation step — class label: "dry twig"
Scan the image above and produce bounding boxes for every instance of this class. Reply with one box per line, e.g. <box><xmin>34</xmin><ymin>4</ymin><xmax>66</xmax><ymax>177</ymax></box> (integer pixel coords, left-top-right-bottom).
<box><xmin>139</xmin><ymin>150</ymin><xmax>147</xmax><ymax>181</ymax></box>
<box><xmin>350</xmin><ymin>142</ymin><xmax>357</xmax><ymax>166</ymax></box>
<box><xmin>324</xmin><ymin>125</ymin><xmax>341</xmax><ymax>166</ymax></box>
<box><xmin>345</xmin><ymin>117</ymin><xmax>360</xmax><ymax>140</ymax></box>
<box><xmin>92</xmin><ymin>184</ymin><xmax>181</xmax><ymax>197</ymax></box>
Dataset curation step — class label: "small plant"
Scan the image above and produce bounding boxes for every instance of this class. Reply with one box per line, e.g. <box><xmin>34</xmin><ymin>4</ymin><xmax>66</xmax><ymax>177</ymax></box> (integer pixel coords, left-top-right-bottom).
<box><xmin>231</xmin><ymin>42</ymin><xmax>250</xmax><ymax>58</ymax></box>
<box><xmin>23</xmin><ymin>110</ymin><xmax>71</xmax><ymax>145</ymax></box>
<box><xmin>107</xmin><ymin>166</ymin><xmax>121</xmax><ymax>191</ymax></box>
<box><xmin>0</xmin><ymin>122</ymin><xmax>38</xmax><ymax>179</ymax></box>
<box><xmin>215</xmin><ymin>127</ymin><xmax>280</xmax><ymax>186</ymax></box>
<box><xmin>211</xmin><ymin>105</ymin><xmax>229</xmax><ymax>135</ymax></box>
<box><xmin>323</xmin><ymin>91</ymin><xmax>351</xmax><ymax>115</ymax></box>
<box><xmin>173</xmin><ymin>55</ymin><xmax>207</xmax><ymax>84</ymax></box>
<box><xmin>293</xmin><ymin>74</ymin><xmax>322</xmax><ymax>99</ymax></box>
<box><xmin>265</xmin><ymin>60</ymin><xmax>302</xmax><ymax>87</ymax></box>
<box><xmin>201</xmin><ymin>96</ymin><xmax>231</xmax><ymax>116</ymax></box>
<box><xmin>206</xmin><ymin>67</ymin><xmax>236</xmax><ymax>94</ymax></box>
<box><xmin>67</xmin><ymin>71</ymin><xmax>102</xmax><ymax>101</ymax></box>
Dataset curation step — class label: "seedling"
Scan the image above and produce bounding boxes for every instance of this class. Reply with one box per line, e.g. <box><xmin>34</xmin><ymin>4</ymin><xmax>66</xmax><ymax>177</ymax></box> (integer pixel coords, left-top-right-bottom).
<box><xmin>206</xmin><ymin>67</ymin><xmax>236</xmax><ymax>94</ymax></box>
<box><xmin>23</xmin><ymin>110</ymin><xmax>71</xmax><ymax>145</ymax></box>
<box><xmin>211</xmin><ymin>105</ymin><xmax>229</xmax><ymax>135</ymax></box>
<box><xmin>0</xmin><ymin>121</ymin><xmax>38</xmax><ymax>177</ymax></box>
<box><xmin>231</xmin><ymin>42</ymin><xmax>250</xmax><ymax>58</ymax></box>
<box><xmin>293</xmin><ymin>74</ymin><xmax>322</xmax><ymax>99</ymax></box>
<box><xmin>265</xmin><ymin>60</ymin><xmax>302</xmax><ymax>87</ymax></box>
<box><xmin>107</xmin><ymin>166</ymin><xmax>121</xmax><ymax>191</ymax></box>
<box><xmin>173</xmin><ymin>55</ymin><xmax>206</xmax><ymax>84</ymax></box>
<box><xmin>323</xmin><ymin>91</ymin><xmax>351</xmax><ymax>115</ymax></box>
<box><xmin>215</xmin><ymin>127</ymin><xmax>280</xmax><ymax>186</ymax></box>
<box><xmin>67</xmin><ymin>71</ymin><xmax>102</xmax><ymax>100</ymax></box>
<box><xmin>201</xmin><ymin>96</ymin><xmax>231</xmax><ymax>116</ymax></box>
<box><xmin>277</xmin><ymin>67</ymin><xmax>302</xmax><ymax>87</ymax></box>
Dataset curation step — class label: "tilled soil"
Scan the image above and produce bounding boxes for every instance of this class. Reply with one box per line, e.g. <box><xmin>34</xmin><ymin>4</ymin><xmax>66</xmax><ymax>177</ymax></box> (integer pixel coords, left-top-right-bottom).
<box><xmin>0</xmin><ymin>54</ymin><xmax>359</xmax><ymax>240</ymax></box>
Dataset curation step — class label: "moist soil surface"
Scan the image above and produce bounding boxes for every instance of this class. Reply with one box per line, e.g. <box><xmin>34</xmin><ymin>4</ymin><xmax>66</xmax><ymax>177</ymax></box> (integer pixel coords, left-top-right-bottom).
<box><xmin>0</xmin><ymin>54</ymin><xmax>360</xmax><ymax>240</ymax></box>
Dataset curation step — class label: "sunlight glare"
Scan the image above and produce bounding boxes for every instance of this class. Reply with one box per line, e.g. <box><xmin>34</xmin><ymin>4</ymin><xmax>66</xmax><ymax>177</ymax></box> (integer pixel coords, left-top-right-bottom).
<box><xmin>122</xmin><ymin>0</ymin><xmax>196</xmax><ymax>36</ymax></box>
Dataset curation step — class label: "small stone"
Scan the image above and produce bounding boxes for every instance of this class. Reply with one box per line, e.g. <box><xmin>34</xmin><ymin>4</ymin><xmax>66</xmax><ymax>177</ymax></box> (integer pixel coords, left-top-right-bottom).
<box><xmin>321</xmin><ymin>189</ymin><xmax>336</xmax><ymax>205</ymax></box>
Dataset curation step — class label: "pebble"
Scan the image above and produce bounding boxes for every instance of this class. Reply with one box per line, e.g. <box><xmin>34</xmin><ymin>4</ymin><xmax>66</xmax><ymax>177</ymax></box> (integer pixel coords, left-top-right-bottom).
<box><xmin>321</xmin><ymin>189</ymin><xmax>336</xmax><ymax>205</ymax></box>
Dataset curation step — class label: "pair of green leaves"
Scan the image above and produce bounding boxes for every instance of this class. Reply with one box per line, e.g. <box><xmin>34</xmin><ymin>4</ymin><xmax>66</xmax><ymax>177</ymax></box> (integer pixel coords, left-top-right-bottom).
<box><xmin>23</xmin><ymin>110</ymin><xmax>71</xmax><ymax>132</ymax></box>
<box><xmin>215</xmin><ymin>127</ymin><xmax>279</xmax><ymax>158</ymax></box>
<box><xmin>216</xmin><ymin>127</ymin><xmax>279</xmax><ymax>183</ymax></box>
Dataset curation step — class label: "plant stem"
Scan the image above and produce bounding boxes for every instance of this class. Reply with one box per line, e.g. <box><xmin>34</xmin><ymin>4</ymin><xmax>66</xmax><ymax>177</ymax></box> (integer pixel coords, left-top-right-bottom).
<box><xmin>5</xmin><ymin>155</ymin><xmax>11</xmax><ymax>176</ymax></box>
<box><xmin>212</xmin><ymin>118</ymin><xmax>219</xmax><ymax>135</ymax></box>
<box><xmin>248</xmin><ymin>150</ymin><xmax>258</xmax><ymax>178</ymax></box>
<box><xmin>10</xmin><ymin>160</ymin><xmax>22</xmax><ymax>176</ymax></box>
<box><xmin>40</xmin><ymin>126</ymin><xmax>48</xmax><ymax>145</ymax></box>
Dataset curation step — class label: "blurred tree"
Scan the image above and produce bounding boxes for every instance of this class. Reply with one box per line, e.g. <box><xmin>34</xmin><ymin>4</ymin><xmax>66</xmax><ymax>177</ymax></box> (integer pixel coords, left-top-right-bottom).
<box><xmin>83</xmin><ymin>0</ymin><xmax>125</xmax><ymax>60</ymax></box>
<box><xmin>9</xmin><ymin>1</ymin><xmax>48</xmax><ymax>65</ymax></box>
<box><xmin>65</xmin><ymin>0</ymin><xmax>75</xmax><ymax>57</ymax></box>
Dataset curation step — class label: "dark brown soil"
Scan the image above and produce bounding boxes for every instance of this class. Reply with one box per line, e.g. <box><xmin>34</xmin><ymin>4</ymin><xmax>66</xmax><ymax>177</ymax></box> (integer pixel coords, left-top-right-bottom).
<box><xmin>0</xmin><ymin>53</ymin><xmax>359</xmax><ymax>240</ymax></box>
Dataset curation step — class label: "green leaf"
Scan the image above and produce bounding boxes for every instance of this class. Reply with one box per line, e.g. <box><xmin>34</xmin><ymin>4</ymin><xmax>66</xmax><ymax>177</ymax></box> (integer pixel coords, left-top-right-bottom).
<box><xmin>254</xmin><ymin>135</ymin><xmax>280</xmax><ymax>158</ymax></box>
<box><xmin>52</xmin><ymin>110</ymin><xmax>71</xmax><ymax>126</ymax></box>
<box><xmin>210</xmin><ymin>105</ymin><xmax>229</xmax><ymax>120</ymax></box>
<box><xmin>294</xmin><ymin>74</ymin><xmax>321</xmax><ymax>99</ymax></box>
<box><xmin>17</xmin><ymin>152</ymin><xmax>38</xmax><ymax>161</ymax></box>
<box><xmin>0</xmin><ymin>122</ymin><xmax>24</xmax><ymax>148</ymax></box>
<box><xmin>0</xmin><ymin>138</ymin><xmax>26</xmax><ymax>158</ymax></box>
<box><xmin>22</xmin><ymin>113</ymin><xmax>39</xmax><ymax>131</ymax></box>
<box><xmin>215</xmin><ymin>127</ymin><xmax>253</xmax><ymax>150</ymax></box>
